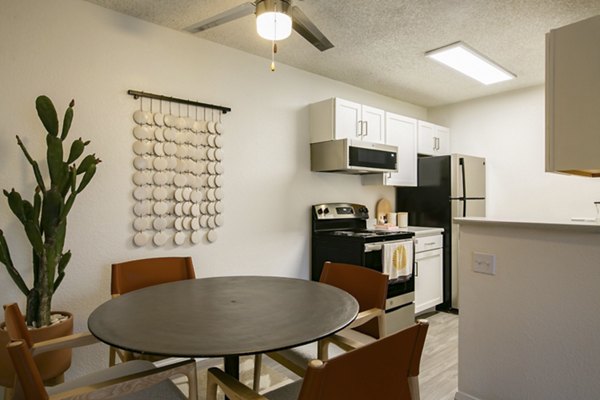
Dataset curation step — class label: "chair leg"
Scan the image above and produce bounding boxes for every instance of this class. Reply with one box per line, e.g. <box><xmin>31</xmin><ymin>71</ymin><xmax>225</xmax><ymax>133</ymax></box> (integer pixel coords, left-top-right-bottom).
<box><xmin>3</xmin><ymin>387</ymin><xmax>14</xmax><ymax>400</ymax></box>
<box><xmin>408</xmin><ymin>376</ymin><xmax>420</xmax><ymax>400</ymax></box>
<box><xmin>317</xmin><ymin>339</ymin><xmax>329</xmax><ymax>361</ymax></box>
<box><xmin>186</xmin><ymin>362</ymin><xmax>199</xmax><ymax>400</ymax></box>
<box><xmin>109</xmin><ymin>346</ymin><xmax>116</xmax><ymax>367</ymax></box>
<box><xmin>252</xmin><ymin>354</ymin><xmax>262</xmax><ymax>392</ymax></box>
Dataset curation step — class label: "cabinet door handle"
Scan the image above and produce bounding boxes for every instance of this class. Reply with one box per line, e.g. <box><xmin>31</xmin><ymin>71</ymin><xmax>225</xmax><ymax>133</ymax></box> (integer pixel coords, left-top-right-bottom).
<box><xmin>415</xmin><ymin>261</ymin><xmax>419</xmax><ymax>277</ymax></box>
<box><xmin>357</xmin><ymin>121</ymin><xmax>363</xmax><ymax>137</ymax></box>
<box><xmin>363</xmin><ymin>120</ymin><xmax>368</xmax><ymax>137</ymax></box>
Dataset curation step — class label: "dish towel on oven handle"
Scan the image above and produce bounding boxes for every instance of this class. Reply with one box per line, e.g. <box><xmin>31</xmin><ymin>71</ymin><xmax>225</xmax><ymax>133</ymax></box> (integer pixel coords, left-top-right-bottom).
<box><xmin>382</xmin><ymin>241</ymin><xmax>413</xmax><ymax>280</ymax></box>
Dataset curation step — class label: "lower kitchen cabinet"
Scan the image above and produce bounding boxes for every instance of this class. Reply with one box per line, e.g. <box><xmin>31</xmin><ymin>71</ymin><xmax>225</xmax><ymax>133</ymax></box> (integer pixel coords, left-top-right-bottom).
<box><xmin>414</xmin><ymin>234</ymin><xmax>444</xmax><ymax>314</ymax></box>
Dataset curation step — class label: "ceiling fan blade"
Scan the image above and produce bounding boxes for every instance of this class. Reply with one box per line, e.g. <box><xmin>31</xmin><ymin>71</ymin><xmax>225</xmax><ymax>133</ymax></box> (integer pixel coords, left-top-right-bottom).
<box><xmin>291</xmin><ymin>6</ymin><xmax>334</xmax><ymax>51</ymax></box>
<box><xmin>184</xmin><ymin>2</ymin><xmax>256</xmax><ymax>34</ymax></box>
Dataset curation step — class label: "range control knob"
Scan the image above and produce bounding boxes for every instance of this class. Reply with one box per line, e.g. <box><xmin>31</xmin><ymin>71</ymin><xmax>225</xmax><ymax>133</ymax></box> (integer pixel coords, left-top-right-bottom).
<box><xmin>324</xmin><ymin>208</ymin><xmax>330</xmax><ymax>215</ymax></box>
<box><xmin>317</xmin><ymin>208</ymin><xmax>323</xmax><ymax>215</ymax></box>
<box><xmin>360</xmin><ymin>207</ymin><xmax>368</xmax><ymax>213</ymax></box>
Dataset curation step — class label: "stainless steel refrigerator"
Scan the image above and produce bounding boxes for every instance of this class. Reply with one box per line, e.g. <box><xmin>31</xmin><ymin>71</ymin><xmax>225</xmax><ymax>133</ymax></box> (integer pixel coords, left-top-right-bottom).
<box><xmin>396</xmin><ymin>154</ymin><xmax>486</xmax><ymax>311</ymax></box>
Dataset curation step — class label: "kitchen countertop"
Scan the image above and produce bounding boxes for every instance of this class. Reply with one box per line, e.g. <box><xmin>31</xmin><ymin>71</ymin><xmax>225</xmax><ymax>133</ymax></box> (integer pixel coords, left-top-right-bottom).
<box><xmin>405</xmin><ymin>226</ymin><xmax>444</xmax><ymax>236</ymax></box>
<box><xmin>454</xmin><ymin>217</ymin><xmax>600</xmax><ymax>233</ymax></box>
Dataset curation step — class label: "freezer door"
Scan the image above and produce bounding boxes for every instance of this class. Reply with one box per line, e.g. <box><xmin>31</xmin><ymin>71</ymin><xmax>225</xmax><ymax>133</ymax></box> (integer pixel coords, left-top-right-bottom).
<box><xmin>451</xmin><ymin>154</ymin><xmax>486</xmax><ymax>199</ymax></box>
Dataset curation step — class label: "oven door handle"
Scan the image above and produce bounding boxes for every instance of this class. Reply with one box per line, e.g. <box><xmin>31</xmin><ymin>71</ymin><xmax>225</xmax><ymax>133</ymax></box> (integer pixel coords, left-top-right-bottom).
<box><xmin>364</xmin><ymin>243</ymin><xmax>383</xmax><ymax>252</ymax></box>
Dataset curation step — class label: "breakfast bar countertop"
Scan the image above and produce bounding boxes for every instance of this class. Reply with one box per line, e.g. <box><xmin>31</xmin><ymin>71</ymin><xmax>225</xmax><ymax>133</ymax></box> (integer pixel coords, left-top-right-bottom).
<box><xmin>454</xmin><ymin>216</ymin><xmax>600</xmax><ymax>233</ymax></box>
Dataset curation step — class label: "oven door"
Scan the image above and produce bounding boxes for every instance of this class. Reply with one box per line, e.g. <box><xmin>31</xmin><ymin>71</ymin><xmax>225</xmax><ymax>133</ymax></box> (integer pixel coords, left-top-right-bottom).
<box><xmin>364</xmin><ymin>240</ymin><xmax>415</xmax><ymax>298</ymax></box>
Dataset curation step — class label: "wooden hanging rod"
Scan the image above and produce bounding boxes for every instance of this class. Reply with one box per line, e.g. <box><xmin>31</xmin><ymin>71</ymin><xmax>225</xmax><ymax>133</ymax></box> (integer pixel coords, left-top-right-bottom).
<box><xmin>127</xmin><ymin>90</ymin><xmax>232</xmax><ymax>114</ymax></box>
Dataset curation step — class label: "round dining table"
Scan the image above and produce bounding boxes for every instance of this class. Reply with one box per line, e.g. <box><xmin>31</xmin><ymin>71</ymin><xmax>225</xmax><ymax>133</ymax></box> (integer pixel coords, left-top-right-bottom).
<box><xmin>88</xmin><ymin>276</ymin><xmax>359</xmax><ymax>386</ymax></box>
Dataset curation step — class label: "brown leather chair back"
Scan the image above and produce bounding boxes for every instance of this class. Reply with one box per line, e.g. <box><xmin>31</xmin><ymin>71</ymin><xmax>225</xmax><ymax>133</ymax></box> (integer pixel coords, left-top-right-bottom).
<box><xmin>320</xmin><ymin>262</ymin><xmax>388</xmax><ymax>338</ymax></box>
<box><xmin>297</xmin><ymin>320</ymin><xmax>429</xmax><ymax>400</ymax></box>
<box><xmin>111</xmin><ymin>256</ymin><xmax>195</xmax><ymax>295</ymax></box>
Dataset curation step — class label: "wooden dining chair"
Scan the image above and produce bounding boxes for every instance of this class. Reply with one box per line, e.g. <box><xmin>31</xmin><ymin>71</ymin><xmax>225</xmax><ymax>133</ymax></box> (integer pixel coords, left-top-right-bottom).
<box><xmin>253</xmin><ymin>261</ymin><xmax>388</xmax><ymax>390</ymax></box>
<box><xmin>109</xmin><ymin>256</ymin><xmax>196</xmax><ymax>366</ymax></box>
<box><xmin>4</xmin><ymin>303</ymin><xmax>198</xmax><ymax>400</ymax></box>
<box><xmin>211</xmin><ymin>320</ymin><xmax>429</xmax><ymax>400</ymax></box>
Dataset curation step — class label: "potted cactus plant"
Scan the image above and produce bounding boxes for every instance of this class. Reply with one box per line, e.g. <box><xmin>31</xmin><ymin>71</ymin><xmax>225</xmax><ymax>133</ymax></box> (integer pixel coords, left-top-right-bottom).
<box><xmin>0</xmin><ymin>95</ymin><xmax>100</xmax><ymax>390</ymax></box>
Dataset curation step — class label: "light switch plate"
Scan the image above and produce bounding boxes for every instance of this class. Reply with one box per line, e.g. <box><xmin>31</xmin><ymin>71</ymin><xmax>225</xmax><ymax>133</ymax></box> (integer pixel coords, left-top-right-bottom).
<box><xmin>473</xmin><ymin>252</ymin><xmax>496</xmax><ymax>275</ymax></box>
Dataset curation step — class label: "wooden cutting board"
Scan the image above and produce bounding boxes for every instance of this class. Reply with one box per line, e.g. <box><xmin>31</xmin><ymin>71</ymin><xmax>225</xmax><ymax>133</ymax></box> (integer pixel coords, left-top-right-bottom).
<box><xmin>375</xmin><ymin>198</ymin><xmax>392</xmax><ymax>223</ymax></box>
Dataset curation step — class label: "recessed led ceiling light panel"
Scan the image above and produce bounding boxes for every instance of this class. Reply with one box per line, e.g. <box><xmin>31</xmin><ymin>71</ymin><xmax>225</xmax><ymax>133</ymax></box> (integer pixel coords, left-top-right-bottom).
<box><xmin>426</xmin><ymin>42</ymin><xmax>516</xmax><ymax>85</ymax></box>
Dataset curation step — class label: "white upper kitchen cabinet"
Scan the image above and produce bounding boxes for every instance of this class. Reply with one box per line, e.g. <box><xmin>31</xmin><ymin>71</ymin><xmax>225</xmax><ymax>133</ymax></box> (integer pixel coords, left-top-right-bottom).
<box><xmin>546</xmin><ymin>15</ymin><xmax>600</xmax><ymax>177</ymax></box>
<box><xmin>417</xmin><ymin>121</ymin><xmax>450</xmax><ymax>156</ymax></box>
<box><xmin>362</xmin><ymin>112</ymin><xmax>418</xmax><ymax>186</ymax></box>
<box><xmin>310</xmin><ymin>98</ymin><xmax>385</xmax><ymax>144</ymax></box>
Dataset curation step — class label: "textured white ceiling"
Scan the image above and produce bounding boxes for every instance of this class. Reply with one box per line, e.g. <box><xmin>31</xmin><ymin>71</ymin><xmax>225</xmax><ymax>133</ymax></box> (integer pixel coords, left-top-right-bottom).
<box><xmin>83</xmin><ymin>0</ymin><xmax>600</xmax><ymax>107</ymax></box>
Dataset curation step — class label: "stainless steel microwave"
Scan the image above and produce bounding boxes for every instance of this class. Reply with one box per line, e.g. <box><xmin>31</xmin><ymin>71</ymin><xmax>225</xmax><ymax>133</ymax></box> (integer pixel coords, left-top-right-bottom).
<box><xmin>310</xmin><ymin>139</ymin><xmax>398</xmax><ymax>174</ymax></box>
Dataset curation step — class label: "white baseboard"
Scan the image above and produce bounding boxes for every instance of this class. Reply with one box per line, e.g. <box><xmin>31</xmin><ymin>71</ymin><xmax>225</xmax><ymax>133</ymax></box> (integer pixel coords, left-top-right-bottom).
<box><xmin>455</xmin><ymin>391</ymin><xmax>482</xmax><ymax>400</ymax></box>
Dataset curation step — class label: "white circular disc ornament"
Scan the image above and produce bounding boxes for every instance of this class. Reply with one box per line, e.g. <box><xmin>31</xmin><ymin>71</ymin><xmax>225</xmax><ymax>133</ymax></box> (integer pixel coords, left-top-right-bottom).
<box><xmin>174</xmin><ymin>231</ymin><xmax>186</xmax><ymax>245</ymax></box>
<box><xmin>133</xmin><ymin>171</ymin><xmax>150</xmax><ymax>186</ymax></box>
<box><xmin>153</xmin><ymin>172</ymin><xmax>168</xmax><ymax>186</ymax></box>
<box><xmin>200</xmin><ymin>215</ymin><xmax>209</xmax><ymax>228</ymax></box>
<box><xmin>175</xmin><ymin>159</ymin><xmax>186</xmax><ymax>173</ymax></box>
<box><xmin>206</xmin><ymin>189</ymin><xmax>216</xmax><ymax>201</ymax></box>
<box><xmin>207</xmin><ymin>216</ymin><xmax>216</xmax><ymax>229</ymax></box>
<box><xmin>215</xmin><ymin>214</ymin><xmax>223</xmax><ymax>227</ymax></box>
<box><xmin>153</xmin><ymin>112</ymin><xmax>164</xmax><ymax>126</ymax></box>
<box><xmin>208</xmin><ymin>175</ymin><xmax>216</xmax><ymax>188</ymax></box>
<box><xmin>133</xmin><ymin>156</ymin><xmax>148</xmax><ymax>171</ymax></box>
<box><xmin>191</xmin><ymin>217</ymin><xmax>200</xmax><ymax>230</ymax></box>
<box><xmin>191</xmin><ymin>231</ymin><xmax>202</xmax><ymax>244</ymax></box>
<box><xmin>174</xmin><ymin>174</ymin><xmax>187</xmax><ymax>187</ymax></box>
<box><xmin>153</xmin><ymin>143</ymin><xmax>165</xmax><ymax>157</ymax></box>
<box><xmin>182</xmin><ymin>187</ymin><xmax>193</xmax><ymax>200</ymax></box>
<box><xmin>174</xmin><ymin>217</ymin><xmax>184</xmax><ymax>231</ymax></box>
<box><xmin>153</xmin><ymin>201</ymin><xmax>168</xmax><ymax>215</ymax></box>
<box><xmin>133</xmin><ymin>186</ymin><xmax>150</xmax><ymax>201</ymax></box>
<box><xmin>175</xmin><ymin>146</ymin><xmax>188</xmax><ymax>158</ymax></box>
<box><xmin>133</xmin><ymin>217</ymin><xmax>149</xmax><ymax>231</ymax></box>
<box><xmin>174</xmin><ymin>203</ymin><xmax>184</xmax><ymax>217</ymax></box>
<box><xmin>133</xmin><ymin>232</ymin><xmax>149</xmax><ymax>246</ymax></box>
<box><xmin>166</xmin><ymin>157</ymin><xmax>177</xmax><ymax>170</ymax></box>
<box><xmin>215</xmin><ymin>188</ymin><xmax>223</xmax><ymax>200</ymax></box>
<box><xmin>215</xmin><ymin>163</ymin><xmax>224</xmax><ymax>175</ymax></box>
<box><xmin>153</xmin><ymin>217</ymin><xmax>168</xmax><ymax>231</ymax></box>
<box><xmin>133</xmin><ymin>202</ymin><xmax>149</xmax><ymax>217</ymax></box>
<box><xmin>144</xmin><ymin>111</ymin><xmax>154</xmax><ymax>125</ymax></box>
<box><xmin>153</xmin><ymin>231</ymin><xmax>169</xmax><ymax>246</ymax></box>
<box><xmin>183</xmin><ymin>217</ymin><xmax>192</xmax><ymax>230</ymax></box>
<box><xmin>182</xmin><ymin>202</ymin><xmax>192</xmax><ymax>215</ymax></box>
<box><xmin>215</xmin><ymin>175</ymin><xmax>223</xmax><ymax>187</ymax></box>
<box><xmin>207</xmin><ymin>163</ymin><xmax>216</xmax><ymax>175</ymax></box>
<box><xmin>153</xmin><ymin>157</ymin><xmax>168</xmax><ymax>171</ymax></box>
<box><xmin>200</xmin><ymin>202</ymin><xmax>209</xmax><ymax>215</ymax></box>
<box><xmin>163</xmin><ymin>128</ymin><xmax>177</xmax><ymax>142</ymax></box>
<box><xmin>133</xmin><ymin>141</ymin><xmax>149</xmax><ymax>155</ymax></box>
<box><xmin>207</xmin><ymin>229</ymin><xmax>217</xmax><ymax>243</ymax></box>
<box><xmin>164</xmin><ymin>114</ymin><xmax>176</xmax><ymax>127</ymax></box>
<box><xmin>153</xmin><ymin>187</ymin><xmax>168</xmax><ymax>201</ymax></box>
<box><xmin>164</xmin><ymin>142</ymin><xmax>177</xmax><ymax>155</ymax></box>
<box><xmin>191</xmin><ymin>203</ymin><xmax>200</xmax><ymax>216</ymax></box>
<box><xmin>133</xmin><ymin>126</ymin><xmax>150</xmax><ymax>140</ymax></box>
<box><xmin>207</xmin><ymin>202</ymin><xmax>216</xmax><ymax>215</ymax></box>
<box><xmin>215</xmin><ymin>122</ymin><xmax>223</xmax><ymax>134</ymax></box>
<box><xmin>191</xmin><ymin>190</ymin><xmax>202</xmax><ymax>202</ymax></box>
<box><xmin>214</xmin><ymin>149</ymin><xmax>223</xmax><ymax>161</ymax></box>
<box><xmin>192</xmin><ymin>120</ymin><xmax>202</xmax><ymax>133</ymax></box>
<box><xmin>207</xmin><ymin>121</ymin><xmax>216</xmax><ymax>134</ymax></box>
<box><xmin>133</xmin><ymin>110</ymin><xmax>146</xmax><ymax>124</ymax></box>
<box><xmin>175</xmin><ymin>117</ymin><xmax>186</xmax><ymax>130</ymax></box>
<box><xmin>154</xmin><ymin>127</ymin><xmax>165</xmax><ymax>142</ymax></box>
<box><xmin>174</xmin><ymin>188</ymin><xmax>184</xmax><ymax>202</ymax></box>
<box><xmin>208</xmin><ymin>135</ymin><xmax>217</xmax><ymax>148</ymax></box>
<box><xmin>214</xmin><ymin>135</ymin><xmax>223</xmax><ymax>148</ymax></box>
<box><xmin>215</xmin><ymin>201</ymin><xmax>223</xmax><ymax>213</ymax></box>
<box><xmin>199</xmin><ymin>120</ymin><xmax>208</xmax><ymax>133</ymax></box>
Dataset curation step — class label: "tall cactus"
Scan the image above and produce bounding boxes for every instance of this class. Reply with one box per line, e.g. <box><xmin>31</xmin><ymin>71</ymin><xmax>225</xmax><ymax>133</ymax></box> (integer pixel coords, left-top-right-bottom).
<box><xmin>0</xmin><ymin>96</ymin><xmax>100</xmax><ymax>327</ymax></box>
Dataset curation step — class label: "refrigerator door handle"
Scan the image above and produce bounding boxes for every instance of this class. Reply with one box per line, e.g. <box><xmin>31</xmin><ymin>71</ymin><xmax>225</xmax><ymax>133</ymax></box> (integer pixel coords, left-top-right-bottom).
<box><xmin>459</xmin><ymin>157</ymin><xmax>467</xmax><ymax>217</ymax></box>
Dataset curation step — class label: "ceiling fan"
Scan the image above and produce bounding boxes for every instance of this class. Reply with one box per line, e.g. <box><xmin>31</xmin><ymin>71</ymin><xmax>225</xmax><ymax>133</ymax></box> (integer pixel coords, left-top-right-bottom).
<box><xmin>183</xmin><ymin>0</ymin><xmax>334</xmax><ymax>51</ymax></box>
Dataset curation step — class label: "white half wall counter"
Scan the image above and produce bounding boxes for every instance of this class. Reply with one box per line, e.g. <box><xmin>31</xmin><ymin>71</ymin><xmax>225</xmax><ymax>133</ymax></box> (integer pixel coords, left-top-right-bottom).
<box><xmin>454</xmin><ymin>217</ymin><xmax>600</xmax><ymax>400</ymax></box>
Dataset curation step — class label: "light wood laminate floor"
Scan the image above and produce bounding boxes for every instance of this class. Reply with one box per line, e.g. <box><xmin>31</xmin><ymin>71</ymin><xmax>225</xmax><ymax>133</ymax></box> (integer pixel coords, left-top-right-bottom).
<box><xmin>418</xmin><ymin>311</ymin><xmax>459</xmax><ymax>400</ymax></box>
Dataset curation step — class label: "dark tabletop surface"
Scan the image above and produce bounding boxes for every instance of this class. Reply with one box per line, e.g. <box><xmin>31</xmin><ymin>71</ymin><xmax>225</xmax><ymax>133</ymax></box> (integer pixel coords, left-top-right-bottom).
<box><xmin>88</xmin><ymin>276</ymin><xmax>359</xmax><ymax>358</ymax></box>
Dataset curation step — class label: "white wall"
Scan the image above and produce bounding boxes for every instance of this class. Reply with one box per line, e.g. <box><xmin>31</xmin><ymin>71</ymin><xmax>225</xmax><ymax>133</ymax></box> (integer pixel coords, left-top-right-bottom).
<box><xmin>429</xmin><ymin>85</ymin><xmax>600</xmax><ymax>221</ymax></box>
<box><xmin>0</xmin><ymin>0</ymin><xmax>426</xmax><ymax>380</ymax></box>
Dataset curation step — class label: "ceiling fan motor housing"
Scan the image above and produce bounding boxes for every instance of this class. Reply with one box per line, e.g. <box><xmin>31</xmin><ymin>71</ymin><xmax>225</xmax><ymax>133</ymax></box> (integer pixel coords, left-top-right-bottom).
<box><xmin>256</xmin><ymin>0</ymin><xmax>292</xmax><ymax>17</ymax></box>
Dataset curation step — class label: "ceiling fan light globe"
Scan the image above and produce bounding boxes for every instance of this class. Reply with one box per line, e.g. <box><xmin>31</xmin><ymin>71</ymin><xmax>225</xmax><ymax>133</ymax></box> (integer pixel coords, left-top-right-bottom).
<box><xmin>256</xmin><ymin>12</ymin><xmax>292</xmax><ymax>40</ymax></box>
